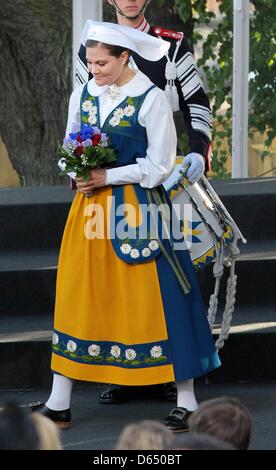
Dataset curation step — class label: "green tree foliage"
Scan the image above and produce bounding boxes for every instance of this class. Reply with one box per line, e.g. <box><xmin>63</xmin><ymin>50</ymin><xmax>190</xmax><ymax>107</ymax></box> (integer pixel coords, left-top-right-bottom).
<box><xmin>159</xmin><ymin>0</ymin><xmax>276</xmax><ymax>176</ymax></box>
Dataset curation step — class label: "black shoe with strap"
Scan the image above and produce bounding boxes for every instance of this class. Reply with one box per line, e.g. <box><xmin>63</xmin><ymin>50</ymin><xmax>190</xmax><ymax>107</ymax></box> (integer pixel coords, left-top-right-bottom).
<box><xmin>30</xmin><ymin>402</ymin><xmax>71</xmax><ymax>430</ymax></box>
<box><xmin>99</xmin><ymin>382</ymin><xmax>177</xmax><ymax>404</ymax></box>
<box><xmin>165</xmin><ymin>406</ymin><xmax>193</xmax><ymax>433</ymax></box>
<box><xmin>99</xmin><ymin>384</ymin><xmax>128</xmax><ymax>404</ymax></box>
<box><xmin>161</xmin><ymin>382</ymin><xmax>177</xmax><ymax>402</ymax></box>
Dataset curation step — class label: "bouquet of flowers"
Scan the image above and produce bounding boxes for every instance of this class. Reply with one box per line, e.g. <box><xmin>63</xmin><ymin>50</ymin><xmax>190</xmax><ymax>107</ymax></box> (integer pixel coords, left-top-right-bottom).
<box><xmin>57</xmin><ymin>124</ymin><xmax>117</xmax><ymax>182</ymax></box>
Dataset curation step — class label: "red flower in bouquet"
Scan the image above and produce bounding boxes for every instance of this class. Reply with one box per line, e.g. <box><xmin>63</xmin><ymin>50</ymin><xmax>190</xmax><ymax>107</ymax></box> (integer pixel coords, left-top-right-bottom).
<box><xmin>57</xmin><ymin>125</ymin><xmax>117</xmax><ymax>182</ymax></box>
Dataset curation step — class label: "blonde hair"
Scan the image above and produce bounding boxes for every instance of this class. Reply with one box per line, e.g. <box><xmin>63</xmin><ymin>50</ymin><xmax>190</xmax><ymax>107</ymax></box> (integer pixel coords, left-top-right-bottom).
<box><xmin>31</xmin><ymin>413</ymin><xmax>63</xmax><ymax>450</ymax></box>
<box><xmin>115</xmin><ymin>420</ymin><xmax>173</xmax><ymax>450</ymax></box>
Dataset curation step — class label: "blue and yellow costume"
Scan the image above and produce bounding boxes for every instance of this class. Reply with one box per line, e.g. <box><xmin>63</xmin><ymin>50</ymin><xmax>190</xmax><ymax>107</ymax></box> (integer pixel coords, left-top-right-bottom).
<box><xmin>51</xmin><ymin>82</ymin><xmax>220</xmax><ymax>385</ymax></box>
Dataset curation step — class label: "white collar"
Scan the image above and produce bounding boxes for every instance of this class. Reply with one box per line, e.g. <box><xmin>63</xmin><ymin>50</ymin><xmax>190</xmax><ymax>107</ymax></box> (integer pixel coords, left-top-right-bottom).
<box><xmin>135</xmin><ymin>17</ymin><xmax>150</xmax><ymax>33</ymax></box>
<box><xmin>87</xmin><ymin>70</ymin><xmax>154</xmax><ymax>98</ymax></box>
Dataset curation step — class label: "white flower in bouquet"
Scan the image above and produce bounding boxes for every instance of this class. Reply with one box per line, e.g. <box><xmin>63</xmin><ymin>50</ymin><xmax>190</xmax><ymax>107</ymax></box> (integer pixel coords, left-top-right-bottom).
<box><xmin>81</xmin><ymin>155</ymin><xmax>89</xmax><ymax>166</ymax></box>
<box><xmin>57</xmin><ymin>125</ymin><xmax>117</xmax><ymax>190</ymax></box>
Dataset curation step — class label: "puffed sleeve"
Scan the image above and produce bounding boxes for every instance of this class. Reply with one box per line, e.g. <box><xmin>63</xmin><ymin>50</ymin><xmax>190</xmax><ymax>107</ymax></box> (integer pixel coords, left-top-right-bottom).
<box><xmin>106</xmin><ymin>89</ymin><xmax>177</xmax><ymax>188</ymax></box>
<box><xmin>58</xmin><ymin>85</ymin><xmax>84</xmax><ymax>181</ymax></box>
<box><xmin>65</xmin><ymin>85</ymin><xmax>83</xmax><ymax>137</ymax></box>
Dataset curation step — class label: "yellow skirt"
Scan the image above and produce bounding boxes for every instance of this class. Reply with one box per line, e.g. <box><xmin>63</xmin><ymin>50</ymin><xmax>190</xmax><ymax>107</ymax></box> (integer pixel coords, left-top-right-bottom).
<box><xmin>51</xmin><ymin>186</ymin><xmax>175</xmax><ymax>385</ymax></box>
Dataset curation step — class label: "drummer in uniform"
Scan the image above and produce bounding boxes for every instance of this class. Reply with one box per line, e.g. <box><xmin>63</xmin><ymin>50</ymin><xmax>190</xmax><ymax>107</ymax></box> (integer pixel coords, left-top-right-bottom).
<box><xmin>74</xmin><ymin>0</ymin><xmax>213</xmax><ymax>408</ymax></box>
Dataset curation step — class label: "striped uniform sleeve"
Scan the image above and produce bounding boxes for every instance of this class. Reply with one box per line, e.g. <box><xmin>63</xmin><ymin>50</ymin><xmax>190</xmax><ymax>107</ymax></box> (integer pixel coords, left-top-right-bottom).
<box><xmin>75</xmin><ymin>43</ymin><xmax>90</xmax><ymax>87</ymax></box>
<box><xmin>174</xmin><ymin>37</ymin><xmax>212</xmax><ymax>168</ymax></box>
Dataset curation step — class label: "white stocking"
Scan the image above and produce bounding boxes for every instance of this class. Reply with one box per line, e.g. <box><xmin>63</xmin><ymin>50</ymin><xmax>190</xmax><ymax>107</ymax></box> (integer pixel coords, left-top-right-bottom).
<box><xmin>46</xmin><ymin>374</ymin><xmax>74</xmax><ymax>411</ymax></box>
<box><xmin>176</xmin><ymin>379</ymin><xmax>198</xmax><ymax>411</ymax></box>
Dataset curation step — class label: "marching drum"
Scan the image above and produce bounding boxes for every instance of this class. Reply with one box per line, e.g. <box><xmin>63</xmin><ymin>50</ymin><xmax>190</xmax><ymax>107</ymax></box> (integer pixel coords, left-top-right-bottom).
<box><xmin>163</xmin><ymin>161</ymin><xmax>246</xmax><ymax>270</ymax></box>
<box><xmin>163</xmin><ymin>160</ymin><xmax>247</xmax><ymax>350</ymax></box>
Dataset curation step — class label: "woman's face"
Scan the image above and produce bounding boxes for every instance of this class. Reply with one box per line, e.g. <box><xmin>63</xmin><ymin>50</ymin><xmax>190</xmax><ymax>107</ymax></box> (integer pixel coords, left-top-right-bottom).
<box><xmin>86</xmin><ymin>44</ymin><xmax>128</xmax><ymax>86</ymax></box>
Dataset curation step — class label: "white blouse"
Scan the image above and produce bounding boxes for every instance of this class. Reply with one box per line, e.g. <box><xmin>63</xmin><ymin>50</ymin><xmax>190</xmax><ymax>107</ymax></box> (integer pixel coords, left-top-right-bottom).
<box><xmin>65</xmin><ymin>70</ymin><xmax>177</xmax><ymax>189</ymax></box>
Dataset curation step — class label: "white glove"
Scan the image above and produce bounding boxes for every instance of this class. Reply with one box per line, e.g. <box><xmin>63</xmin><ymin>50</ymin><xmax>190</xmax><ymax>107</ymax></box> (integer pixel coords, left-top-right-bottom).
<box><xmin>182</xmin><ymin>152</ymin><xmax>205</xmax><ymax>184</ymax></box>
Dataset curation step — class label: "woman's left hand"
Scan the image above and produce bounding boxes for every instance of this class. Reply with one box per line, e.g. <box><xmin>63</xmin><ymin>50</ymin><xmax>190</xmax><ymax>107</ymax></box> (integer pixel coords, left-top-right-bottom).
<box><xmin>76</xmin><ymin>169</ymin><xmax>107</xmax><ymax>194</ymax></box>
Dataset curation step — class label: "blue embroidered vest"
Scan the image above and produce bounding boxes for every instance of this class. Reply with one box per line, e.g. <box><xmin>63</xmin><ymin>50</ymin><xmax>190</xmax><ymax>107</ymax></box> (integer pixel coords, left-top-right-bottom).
<box><xmin>80</xmin><ymin>84</ymin><xmax>166</xmax><ymax>265</ymax></box>
<box><xmin>80</xmin><ymin>83</ymin><xmax>191</xmax><ymax>293</ymax></box>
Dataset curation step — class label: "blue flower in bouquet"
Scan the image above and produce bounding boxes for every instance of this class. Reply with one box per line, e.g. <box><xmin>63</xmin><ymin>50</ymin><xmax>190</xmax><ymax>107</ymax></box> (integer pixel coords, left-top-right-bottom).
<box><xmin>80</xmin><ymin>124</ymin><xmax>94</xmax><ymax>140</ymax></box>
<box><xmin>57</xmin><ymin>125</ymin><xmax>117</xmax><ymax>181</ymax></box>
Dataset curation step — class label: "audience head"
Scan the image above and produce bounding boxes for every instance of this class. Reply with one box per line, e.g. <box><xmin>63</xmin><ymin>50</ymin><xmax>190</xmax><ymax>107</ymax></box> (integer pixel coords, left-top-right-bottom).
<box><xmin>0</xmin><ymin>402</ymin><xmax>39</xmax><ymax>450</ymax></box>
<box><xmin>115</xmin><ymin>419</ymin><xmax>173</xmax><ymax>450</ymax></box>
<box><xmin>31</xmin><ymin>412</ymin><xmax>63</xmax><ymax>450</ymax></box>
<box><xmin>188</xmin><ymin>396</ymin><xmax>252</xmax><ymax>450</ymax></box>
<box><xmin>164</xmin><ymin>431</ymin><xmax>237</xmax><ymax>450</ymax></box>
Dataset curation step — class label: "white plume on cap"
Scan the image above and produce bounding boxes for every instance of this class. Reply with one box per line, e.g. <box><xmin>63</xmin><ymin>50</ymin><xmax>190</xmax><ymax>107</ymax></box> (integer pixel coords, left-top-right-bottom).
<box><xmin>81</xmin><ymin>20</ymin><xmax>169</xmax><ymax>62</ymax></box>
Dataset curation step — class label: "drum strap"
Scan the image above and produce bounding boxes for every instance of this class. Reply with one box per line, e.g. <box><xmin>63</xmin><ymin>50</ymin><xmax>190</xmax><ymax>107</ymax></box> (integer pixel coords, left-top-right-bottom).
<box><xmin>145</xmin><ymin>188</ymin><xmax>192</xmax><ymax>295</ymax></box>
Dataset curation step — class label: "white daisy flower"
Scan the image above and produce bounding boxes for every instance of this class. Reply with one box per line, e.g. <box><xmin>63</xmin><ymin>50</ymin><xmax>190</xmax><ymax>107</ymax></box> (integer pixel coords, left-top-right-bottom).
<box><xmin>148</xmin><ymin>240</ymin><xmax>159</xmax><ymax>251</ymax></box>
<box><xmin>124</xmin><ymin>105</ymin><xmax>135</xmax><ymax>117</ymax></box>
<box><xmin>125</xmin><ymin>349</ymin><xmax>137</xmax><ymax>360</ymax></box>
<box><xmin>89</xmin><ymin>107</ymin><xmax>97</xmax><ymax>116</ymax></box>
<box><xmin>110</xmin><ymin>345</ymin><xmax>121</xmax><ymax>359</ymax></box>
<box><xmin>109</xmin><ymin>116</ymin><xmax>121</xmax><ymax>127</ymax></box>
<box><xmin>82</xmin><ymin>100</ymin><xmax>94</xmax><ymax>112</ymax></box>
<box><xmin>120</xmin><ymin>243</ymin><xmax>132</xmax><ymax>255</ymax></box>
<box><xmin>88</xmin><ymin>114</ymin><xmax>97</xmax><ymax>125</ymax></box>
<box><xmin>67</xmin><ymin>340</ymin><xmax>77</xmax><ymax>353</ymax></box>
<box><xmin>52</xmin><ymin>332</ymin><xmax>59</xmax><ymax>345</ymax></box>
<box><xmin>130</xmin><ymin>249</ymin><xmax>140</xmax><ymax>259</ymax></box>
<box><xmin>142</xmin><ymin>248</ymin><xmax>151</xmax><ymax>258</ymax></box>
<box><xmin>88</xmin><ymin>344</ymin><xmax>101</xmax><ymax>357</ymax></box>
<box><xmin>114</xmin><ymin>108</ymin><xmax>125</xmax><ymax>119</ymax></box>
<box><xmin>150</xmin><ymin>345</ymin><xmax>163</xmax><ymax>359</ymax></box>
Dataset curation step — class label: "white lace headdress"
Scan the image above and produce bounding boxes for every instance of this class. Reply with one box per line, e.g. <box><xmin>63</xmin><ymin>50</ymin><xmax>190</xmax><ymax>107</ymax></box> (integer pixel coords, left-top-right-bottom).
<box><xmin>81</xmin><ymin>20</ymin><xmax>169</xmax><ymax>62</ymax></box>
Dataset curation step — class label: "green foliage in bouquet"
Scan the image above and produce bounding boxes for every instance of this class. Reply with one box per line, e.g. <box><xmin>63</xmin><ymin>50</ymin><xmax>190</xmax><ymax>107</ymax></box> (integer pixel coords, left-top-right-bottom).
<box><xmin>57</xmin><ymin>125</ymin><xmax>117</xmax><ymax>181</ymax></box>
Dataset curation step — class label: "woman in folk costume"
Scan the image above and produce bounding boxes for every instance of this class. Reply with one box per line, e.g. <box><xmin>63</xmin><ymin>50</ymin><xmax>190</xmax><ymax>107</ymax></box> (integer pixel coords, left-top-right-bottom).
<box><xmin>31</xmin><ymin>21</ymin><xmax>220</xmax><ymax>432</ymax></box>
<box><xmin>77</xmin><ymin>1</ymin><xmax>212</xmax><ymax>407</ymax></box>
